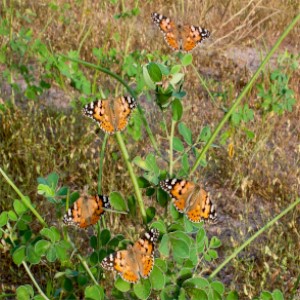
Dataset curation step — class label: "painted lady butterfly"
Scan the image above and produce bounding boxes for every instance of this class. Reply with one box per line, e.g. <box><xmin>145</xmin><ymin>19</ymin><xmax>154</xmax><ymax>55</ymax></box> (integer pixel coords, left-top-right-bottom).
<box><xmin>82</xmin><ymin>96</ymin><xmax>137</xmax><ymax>134</ymax></box>
<box><xmin>63</xmin><ymin>194</ymin><xmax>110</xmax><ymax>228</ymax></box>
<box><xmin>151</xmin><ymin>12</ymin><xmax>210</xmax><ymax>52</ymax></box>
<box><xmin>101</xmin><ymin>228</ymin><xmax>159</xmax><ymax>283</ymax></box>
<box><xmin>160</xmin><ymin>179</ymin><xmax>217</xmax><ymax>223</ymax></box>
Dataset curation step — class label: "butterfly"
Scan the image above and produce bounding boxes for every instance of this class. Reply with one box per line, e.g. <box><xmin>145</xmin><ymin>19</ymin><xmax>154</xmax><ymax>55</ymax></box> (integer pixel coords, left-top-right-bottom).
<box><xmin>160</xmin><ymin>179</ymin><xmax>217</xmax><ymax>223</ymax></box>
<box><xmin>63</xmin><ymin>194</ymin><xmax>110</xmax><ymax>228</ymax></box>
<box><xmin>101</xmin><ymin>228</ymin><xmax>159</xmax><ymax>283</ymax></box>
<box><xmin>82</xmin><ymin>96</ymin><xmax>137</xmax><ymax>134</ymax></box>
<box><xmin>151</xmin><ymin>12</ymin><xmax>210</xmax><ymax>52</ymax></box>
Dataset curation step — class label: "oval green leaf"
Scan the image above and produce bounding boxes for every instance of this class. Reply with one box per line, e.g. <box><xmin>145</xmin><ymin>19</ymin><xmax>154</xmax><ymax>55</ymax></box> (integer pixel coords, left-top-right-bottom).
<box><xmin>109</xmin><ymin>192</ymin><xmax>127</xmax><ymax>211</ymax></box>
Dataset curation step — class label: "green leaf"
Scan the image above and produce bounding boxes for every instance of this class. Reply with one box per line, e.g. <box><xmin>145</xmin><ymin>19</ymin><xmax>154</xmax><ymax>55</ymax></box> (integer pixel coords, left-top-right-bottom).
<box><xmin>178</xmin><ymin>122</ymin><xmax>193</xmax><ymax>145</ymax></box>
<box><xmin>8</xmin><ymin>210</ymin><xmax>18</xmax><ymax>221</ymax></box>
<box><xmin>208</xmin><ymin>249</ymin><xmax>218</xmax><ymax>259</ymax></box>
<box><xmin>156</xmin><ymin>63</ymin><xmax>170</xmax><ymax>75</ymax></box>
<box><xmin>100</xmin><ymin>229</ymin><xmax>111</xmax><ymax>246</ymax></box>
<box><xmin>0</xmin><ymin>211</ymin><xmax>8</xmax><ymax>227</ymax></box>
<box><xmin>158</xmin><ymin>234</ymin><xmax>170</xmax><ymax>256</ymax></box>
<box><xmin>13</xmin><ymin>246</ymin><xmax>26</xmax><ymax>265</ymax></box>
<box><xmin>26</xmin><ymin>244</ymin><xmax>41</xmax><ymax>264</ymax></box>
<box><xmin>172</xmin><ymin>99</ymin><xmax>183</xmax><ymax>121</ymax></box>
<box><xmin>47</xmin><ymin>172</ymin><xmax>59</xmax><ymax>189</ymax></box>
<box><xmin>151</xmin><ymin>220</ymin><xmax>167</xmax><ymax>234</ymax></box>
<box><xmin>85</xmin><ymin>285</ymin><xmax>104</xmax><ymax>300</ymax></box>
<box><xmin>133</xmin><ymin>156</ymin><xmax>151</xmax><ymax>171</ymax></box>
<box><xmin>150</xmin><ymin>264</ymin><xmax>166</xmax><ymax>290</ymax></box>
<box><xmin>147</xmin><ymin>62</ymin><xmax>162</xmax><ymax>83</ymax></box>
<box><xmin>181</xmin><ymin>53</ymin><xmax>193</xmax><ymax>66</ymax></box>
<box><xmin>16</xmin><ymin>285</ymin><xmax>34</xmax><ymax>300</ymax></box>
<box><xmin>13</xmin><ymin>199</ymin><xmax>27</xmax><ymax>215</ymax></box>
<box><xmin>170</xmin><ymin>73</ymin><xmax>184</xmax><ymax>87</ymax></box>
<box><xmin>46</xmin><ymin>245</ymin><xmax>57</xmax><ymax>262</ymax></box>
<box><xmin>272</xmin><ymin>290</ymin><xmax>284</xmax><ymax>300</ymax></box>
<box><xmin>90</xmin><ymin>235</ymin><xmax>98</xmax><ymax>249</ymax></box>
<box><xmin>50</xmin><ymin>226</ymin><xmax>61</xmax><ymax>242</ymax></box>
<box><xmin>170</xmin><ymin>236</ymin><xmax>189</xmax><ymax>258</ymax></box>
<box><xmin>209</xmin><ymin>236</ymin><xmax>222</xmax><ymax>248</ymax></box>
<box><xmin>143</xmin><ymin>65</ymin><xmax>156</xmax><ymax>89</ymax></box>
<box><xmin>35</xmin><ymin>240</ymin><xmax>51</xmax><ymax>256</ymax></box>
<box><xmin>40</xmin><ymin>228</ymin><xmax>55</xmax><ymax>243</ymax></box>
<box><xmin>260</xmin><ymin>291</ymin><xmax>273</xmax><ymax>300</ymax></box>
<box><xmin>137</xmin><ymin>176</ymin><xmax>151</xmax><ymax>188</ymax></box>
<box><xmin>170</xmin><ymin>65</ymin><xmax>181</xmax><ymax>74</ymax></box>
<box><xmin>155</xmin><ymin>258</ymin><xmax>168</xmax><ymax>272</ymax></box>
<box><xmin>183</xmin><ymin>277</ymin><xmax>209</xmax><ymax>289</ymax></box>
<box><xmin>146</xmin><ymin>207</ymin><xmax>156</xmax><ymax>223</ymax></box>
<box><xmin>157</xmin><ymin>187</ymin><xmax>169</xmax><ymax>207</ymax></box>
<box><xmin>226</xmin><ymin>291</ymin><xmax>239</xmax><ymax>300</ymax></box>
<box><xmin>133</xmin><ymin>279</ymin><xmax>151</xmax><ymax>299</ymax></box>
<box><xmin>181</xmin><ymin>153</ymin><xmax>190</xmax><ymax>174</ymax></box>
<box><xmin>211</xmin><ymin>281</ymin><xmax>224</xmax><ymax>295</ymax></box>
<box><xmin>55</xmin><ymin>242</ymin><xmax>69</xmax><ymax>262</ymax></box>
<box><xmin>109</xmin><ymin>192</ymin><xmax>127</xmax><ymax>211</ymax></box>
<box><xmin>198</xmin><ymin>126</ymin><xmax>211</xmax><ymax>143</ymax></box>
<box><xmin>37</xmin><ymin>184</ymin><xmax>55</xmax><ymax>197</ymax></box>
<box><xmin>173</xmin><ymin>137</ymin><xmax>184</xmax><ymax>152</ymax></box>
<box><xmin>114</xmin><ymin>277</ymin><xmax>131</xmax><ymax>292</ymax></box>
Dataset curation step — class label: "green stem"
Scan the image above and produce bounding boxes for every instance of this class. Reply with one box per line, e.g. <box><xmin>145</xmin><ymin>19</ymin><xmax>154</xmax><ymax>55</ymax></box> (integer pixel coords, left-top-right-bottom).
<box><xmin>209</xmin><ymin>197</ymin><xmax>300</xmax><ymax>279</ymax></box>
<box><xmin>0</xmin><ymin>167</ymin><xmax>48</xmax><ymax>227</ymax></box>
<box><xmin>98</xmin><ymin>133</ymin><xmax>109</xmax><ymax>195</ymax></box>
<box><xmin>22</xmin><ymin>261</ymin><xmax>50</xmax><ymax>299</ymax></box>
<box><xmin>59</xmin><ymin>55</ymin><xmax>161</xmax><ymax>155</ymax></box>
<box><xmin>191</xmin><ymin>63</ymin><xmax>215</xmax><ymax>104</ymax></box>
<box><xmin>115</xmin><ymin>132</ymin><xmax>147</xmax><ymax>224</ymax></box>
<box><xmin>190</xmin><ymin>13</ymin><xmax>300</xmax><ymax>176</ymax></box>
<box><xmin>169</xmin><ymin>120</ymin><xmax>176</xmax><ymax>176</ymax></box>
<box><xmin>77</xmin><ymin>254</ymin><xmax>99</xmax><ymax>286</ymax></box>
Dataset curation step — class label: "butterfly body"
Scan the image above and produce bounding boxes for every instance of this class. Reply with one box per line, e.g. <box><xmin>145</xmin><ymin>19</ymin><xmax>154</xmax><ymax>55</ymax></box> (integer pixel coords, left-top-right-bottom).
<box><xmin>151</xmin><ymin>12</ymin><xmax>210</xmax><ymax>52</ymax></box>
<box><xmin>101</xmin><ymin>228</ymin><xmax>159</xmax><ymax>283</ymax></box>
<box><xmin>82</xmin><ymin>96</ymin><xmax>136</xmax><ymax>134</ymax></box>
<box><xmin>160</xmin><ymin>179</ymin><xmax>217</xmax><ymax>223</ymax></box>
<box><xmin>63</xmin><ymin>194</ymin><xmax>110</xmax><ymax>228</ymax></box>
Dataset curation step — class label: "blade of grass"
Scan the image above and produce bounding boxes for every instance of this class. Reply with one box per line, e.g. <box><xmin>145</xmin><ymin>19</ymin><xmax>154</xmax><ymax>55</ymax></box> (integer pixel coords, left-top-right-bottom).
<box><xmin>209</xmin><ymin>197</ymin><xmax>300</xmax><ymax>279</ymax></box>
<box><xmin>190</xmin><ymin>13</ymin><xmax>300</xmax><ymax>176</ymax></box>
<box><xmin>59</xmin><ymin>54</ymin><xmax>161</xmax><ymax>156</ymax></box>
<box><xmin>98</xmin><ymin>133</ymin><xmax>109</xmax><ymax>195</ymax></box>
<box><xmin>115</xmin><ymin>132</ymin><xmax>147</xmax><ymax>224</ymax></box>
<box><xmin>0</xmin><ymin>167</ymin><xmax>48</xmax><ymax>227</ymax></box>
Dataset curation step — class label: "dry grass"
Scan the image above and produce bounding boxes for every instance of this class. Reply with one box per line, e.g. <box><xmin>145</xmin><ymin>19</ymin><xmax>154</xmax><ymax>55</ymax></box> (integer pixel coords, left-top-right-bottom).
<box><xmin>1</xmin><ymin>0</ymin><xmax>300</xmax><ymax>298</ymax></box>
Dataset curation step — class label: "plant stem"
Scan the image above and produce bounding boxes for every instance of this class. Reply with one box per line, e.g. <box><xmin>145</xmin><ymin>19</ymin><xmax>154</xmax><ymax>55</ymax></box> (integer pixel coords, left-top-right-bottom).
<box><xmin>98</xmin><ymin>133</ymin><xmax>109</xmax><ymax>195</ymax></box>
<box><xmin>115</xmin><ymin>132</ymin><xmax>147</xmax><ymax>224</ymax></box>
<box><xmin>22</xmin><ymin>261</ymin><xmax>50</xmax><ymax>299</ymax></box>
<box><xmin>190</xmin><ymin>13</ymin><xmax>300</xmax><ymax>176</ymax></box>
<box><xmin>0</xmin><ymin>167</ymin><xmax>48</xmax><ymax>227</ymax></box>
<box><xmin>209</xmin><ymin>197</ymin><xmax>300</xmax><ymax>279</ymax></box>
<box><xmin>169</xmin><ymin>120</ymin><xmax>176</xmax><ymax>176</ymax></box>
<box><xmin>59</xmin><ymin>55</ymin><xmax>161</xmax><ymax>156</ymax></box>
<box><xmin>77</xmin><ymin>254</ymin><xmax>99</xmax><ymax>286</ymax></box>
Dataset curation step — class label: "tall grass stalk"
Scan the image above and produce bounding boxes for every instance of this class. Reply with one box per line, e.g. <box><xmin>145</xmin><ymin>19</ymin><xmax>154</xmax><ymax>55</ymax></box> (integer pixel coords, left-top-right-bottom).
<box><xmin>210</xmin><ymin>197</ymin><xmax>300</xmax><ymax>279</ymax></box>
<box><xmin>0</xmin><ymin>167</ymin><xmax>48</xmax><ymax>227</ymax></box>
<box><xmin>190</xmin><ymin>13</ymin><xmax>300</xmax><ymax>176</ymax></box>
<box><xmin>98</xmin><ymin>133</ymin><xmax>109</xmax><ymax>195</ymax></box>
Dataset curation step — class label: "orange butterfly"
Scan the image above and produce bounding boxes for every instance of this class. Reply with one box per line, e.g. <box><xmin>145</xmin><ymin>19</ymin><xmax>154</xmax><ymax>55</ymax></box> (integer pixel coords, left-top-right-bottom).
<box><xmin>101</xmin><ymin>228</ymin><xmax>159</xmax><ymax>283</ymax></box>
<box><xmin>82</xmin><ymin>96</ymin><xmax>136</xmax><ymax>134</ymax></box>
<box><xmin>63</xmin><ymin>194</ymin><xmax>110</xmax><ymax>228</ymax></box>
<box><xmin>151</xmin><ymin>12</ymin><xmax>210</xmax><ymax>52</ymax></box>
<box><xmin>160</xmin><ymin>179</ymin><xmax>217</xmax><ymax>223</ymax></box>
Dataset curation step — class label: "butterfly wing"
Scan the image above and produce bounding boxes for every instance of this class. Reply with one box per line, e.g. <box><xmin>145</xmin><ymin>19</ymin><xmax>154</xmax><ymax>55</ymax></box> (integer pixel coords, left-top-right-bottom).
<box><xmin>182</xmin><ymin>25</ymin><xmax>210</xmax><ymax>52</ymax></box>
<box><xmin>133</xmin><ymin>228</ymin><xmax>159</xmax><ymax>279</ymax></box>
<box><xmin>63</xmin><ymin>195</ymin><xmax>110</xmax><ymax>228</ymax></box>
<box><xmin>101</xmin><ymin>249</ymin><xmax>140</xmax><ymax>283</ymax></box>
<box><xmin>82</xmin><ymin>100</ymin><xmax>115</xmax><ymax>134</ymax></box>
<box><xmin>151</xmin><ymin>12</ymin><xmax>179</xmax><ymax>51</ymax></box>
<box><xmin>185</xmin><ymin>187</ymin><xmax>216</xmax><ymax>223</ymax></box>
<box><xmin>114</xmin><ymin>96</ymin><xmax>136</xmax><ymax>132</ymax></box>
<box><xmin>160</xmin><ymin>179</ymin><xmax>195</xmax><ymax>213</ymax></box>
